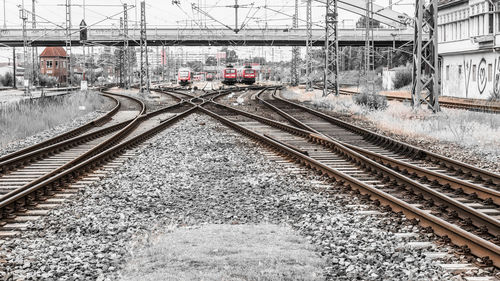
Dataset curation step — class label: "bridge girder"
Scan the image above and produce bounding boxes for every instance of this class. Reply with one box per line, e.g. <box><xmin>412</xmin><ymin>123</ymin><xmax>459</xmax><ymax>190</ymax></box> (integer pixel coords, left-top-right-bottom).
<box><xmin>0</xmin><ymin>28</ymin><xmax>417</xmax><ymax>48</ymax></box>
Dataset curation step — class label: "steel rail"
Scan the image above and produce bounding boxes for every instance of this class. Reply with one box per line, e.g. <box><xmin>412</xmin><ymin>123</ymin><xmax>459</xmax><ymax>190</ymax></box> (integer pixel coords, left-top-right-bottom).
<box><xmin>0</xmin><ymin>104</ymin><xmax>197</xmax><ymax>223</ymax></box>
<box><xmin>0</xmin><ymin>93</ymin><xmax>120</xmax><ymax>163</ymax></box>
<box><xmin>337</xmin><ymin>89</ymin><xmax>500</xmax><ymax>114</ymax></box>
<box><xmin>256</xmin><ymin>89</ymin><xmax>500</xmax><ymax>205</ymax></box>
<box><xmin>0</xmin><ymin>92</ymin><xmax>146</xmax><ymax>207</ymax></box>
<box><xmin>0</xmin><ymin>88</ymin><xmax>198</xmax><ymax>222</ymax></box>
<box><xmin>210</xmin><ymin>95</ymin><xmax>500</xmax><ymax>235</ymax></box>
<box><xmin>273</xmin><ymin>93</ymin><xmax>500</xmax><ymax>188</ymax></box>
<box><xmin>200</xmin><ymin>99</ymin><xmax>500</xmax><ymax>268</ymax></box>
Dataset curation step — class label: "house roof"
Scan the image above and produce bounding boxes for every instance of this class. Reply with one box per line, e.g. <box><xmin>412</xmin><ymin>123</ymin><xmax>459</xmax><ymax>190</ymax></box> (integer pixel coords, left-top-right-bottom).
<box><xmin>40</xmin><ymin>47</ymin><xmax>68</xmax><ymax>58</ymax></box>
<box><xmin>439</xmin><ymin>0</ymin><xmax>468</xmax><ymax>9</ymax></box>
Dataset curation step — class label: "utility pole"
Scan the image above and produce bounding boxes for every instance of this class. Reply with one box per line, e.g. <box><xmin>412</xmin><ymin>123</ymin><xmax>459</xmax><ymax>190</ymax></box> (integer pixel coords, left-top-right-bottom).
<box><xmin>234</xmin><ymin>0</ymin><xmax>239</xmax><ymax>33</ymax></box>
<box><xmin>139</xmin><ymin>1</ymin><xmax>150</xmax><ymax>93</ymax></box>
<box><xmin>123</xmin><ymin>3</ymin><xmax>129</xmax><ymax>89</ymax></box>
<box><xmin>32</xmin><ymin>0</ymin><xmax>37</xmax><ymax>87</ymax></box>
<box><xmin>291</xmin><ymin>0</ymin><xmax>299</xmax><ymax>86</ymax></box>
<box><xmin>3</xmin><ymin>0</ymin><xmax>5</xmax><ymax>29</ymax></box>
<box><xmin>65</xmin><ymin>0</ymin><xmax>72</xmax><ymax>89</ymax></box>
<box><xmin>412</xmin><ymin>0</ymin><xmax>440</xmax><ymax>112</ymax></box>
<box><xmin>365</xmin><ymin>0</ymin><xmax>375</xmax><ymax>92</ymax></box>
<box><xmin>20</xmin><ymin>0</ymin><xmax>30</xmax><ymax>95</ymax></box>
<box><xmin>323</xmin><ymin>0</ymin><xmax>339</xmax><ymax>96</ymax></box>
<box><xmin>13</xmin><ymin>48</ymin><xmax>16</xmax><ymax>89</ymax></box>
<box><xmin>119</xmin><ymin>17</ymin><xmax>124</xmax><ymax>87</ymax></box>
<box><xmin>161</xmin><ymin>44</ymin><xmax>165</xmax><ymax>82</ymax></box>
<box><xmin>306</xmin><ymin>0</ymin><xmax>313</xmax><ymax>91</ymax></box>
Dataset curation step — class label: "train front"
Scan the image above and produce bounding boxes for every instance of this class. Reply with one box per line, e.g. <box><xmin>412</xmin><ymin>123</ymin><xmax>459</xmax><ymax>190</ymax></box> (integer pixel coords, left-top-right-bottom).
<box><xmin>178</xmin><ymin>68</ymin><xmax>191</xmax><ymax>86</ymax></box>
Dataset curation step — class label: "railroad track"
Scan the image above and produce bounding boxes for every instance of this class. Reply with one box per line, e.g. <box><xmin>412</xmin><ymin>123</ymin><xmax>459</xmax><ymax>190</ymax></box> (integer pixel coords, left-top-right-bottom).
<box><xmin>337</xmin><ymin>89</ymin><xmax>500</xmax><ymax>114</ymax></box>
<box><xmin>207</xmin><ymin>87</ymin><xmax>500</xmax><ymax>268</ymax></box>
<box><xmin>0</xmin><ymin>89</ymin><xmax>197</xmax><ymax>235</ymax></box>
<box><xmin>0</xmin><ymin>85</ymin><xmax>266</xmax><ymax>234</ymax></box>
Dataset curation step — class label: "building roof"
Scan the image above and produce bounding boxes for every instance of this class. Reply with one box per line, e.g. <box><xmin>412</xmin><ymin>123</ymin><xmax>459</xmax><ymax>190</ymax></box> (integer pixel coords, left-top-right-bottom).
<box><xmin>439</xmin><ymin>0</ymin><xmax>468</xmax><ymax>9</ymax></box>
<box><xmin>40</xmin><ymin>47</ymin><xmax>68</xmax><ymax>58</ymax></box>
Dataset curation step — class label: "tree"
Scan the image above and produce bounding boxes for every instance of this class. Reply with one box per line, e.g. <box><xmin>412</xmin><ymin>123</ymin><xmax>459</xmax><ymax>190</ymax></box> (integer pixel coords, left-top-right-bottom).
<box><xmin>187</xmin><ymin>61</ymin><xmax>203</xmax><ymax>72</ymax></box>
<box><xmin>0</xmin><ymin>72</ymin><xmax>14</xmax><ymax>87</ymax></box>
<box><xmin>356</xmin><ymin>16</ymin><xmax>381</xmax><ymax>28</ymax></box>
<box><xmin>251</xmin><ymin>57</ymin><xmax>266</xmax><ymax>65</ymax></box>
<box><xmin>205</xmin><ymin>56</ymin><xmax>217</xmax><ymax>66</ymax></box>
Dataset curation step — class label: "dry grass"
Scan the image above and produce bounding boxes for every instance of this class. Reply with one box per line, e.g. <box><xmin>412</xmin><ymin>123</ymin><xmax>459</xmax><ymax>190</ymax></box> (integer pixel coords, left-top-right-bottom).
<box><xmin>119</xmin><ymin>224</ymin><xmax>325</xmax><ymax>281</ymax></box>
<box><xmin>0</xmin><ymin>91</ymin><xmax>108</xmax><ymax>147</ymax></box>
<box><xmin>283</xmin><ymin>88</ymin><xmax>500</xmax><ymax>160</ymax></box>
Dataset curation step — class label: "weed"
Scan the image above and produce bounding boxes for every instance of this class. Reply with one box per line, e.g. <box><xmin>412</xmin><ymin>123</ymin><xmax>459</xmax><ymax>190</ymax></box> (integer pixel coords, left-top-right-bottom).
<box><xmin>392</xmin><ymin>67</ymin><xmax>412</xmax><ymax>89</ymax></box>
<box><xmin>353</xmin><ymin>90</ymin><xmax>388</xmax><ymax>110</ymax></box>
<box><xmin>0</xmin><ymin>91</ymin><xmax>108</xmax><ymax>147</ymax></box>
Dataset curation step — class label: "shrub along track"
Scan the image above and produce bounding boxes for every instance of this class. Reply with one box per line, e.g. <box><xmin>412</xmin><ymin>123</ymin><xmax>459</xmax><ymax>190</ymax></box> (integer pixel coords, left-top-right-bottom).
<box><xmin>338</xmin><ymin>88</ymin><xmax>500</xmax><ymax>114</ymax></box>
<box><xmin>207</xmin><ymin>87</ymin><xmax>500</xmax><ymax>269</ymax></box>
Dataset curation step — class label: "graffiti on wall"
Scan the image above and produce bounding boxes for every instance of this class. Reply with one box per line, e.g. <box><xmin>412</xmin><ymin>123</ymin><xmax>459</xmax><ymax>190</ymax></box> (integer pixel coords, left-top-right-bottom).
<box><xmin>463</xmin><ymin>59</ymin><xmax>472</xmax><ymax>98</ymax></box>
<box><xmin>494</xmin><ymin>58</ymin><xmax>500</xmax><ymax>96</ymax></box>
<box><xmin>477</xmin><ymin>58</ymin><xmax>487</xmax><ymax>94</ymax></box>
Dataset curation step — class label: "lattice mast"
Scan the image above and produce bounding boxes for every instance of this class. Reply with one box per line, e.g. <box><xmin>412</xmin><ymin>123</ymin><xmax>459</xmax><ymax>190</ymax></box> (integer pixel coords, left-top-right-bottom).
<box><xmin>32</xmin><ymin>0</ymin><xmax>37</xmax><ymax>86</ymax></box>
<box><xmin>139</xmin><ymin>0</ymin><xmax>150</xmax><ymax>93</ymax></box>
<box><xmin>20</xmin><ymin>0</ymin><xmax>30</xmax><ymax>95</ymax></box>
<box><xmin>123</xmin><ymin>3</ymin><xmax>130</xmax><ymax>89</ymax></box>
<box><xmin>291</xmin><ymin>0</ymin><xmax>299</xmax><ymax>86</ymax></box>
<box><xmin>306</xmin><ymin>0</ymin><xmax>313</xmax><ymax>91</ymax></box>
<box><xmin>364</xmin><ymin>0</ymin><xmax>374</xmax><ymax>73</ymax></box>
<box><xmin>412</xmin><ymin>0</ymin><xmax>440</xmax><ymax>112</ymax></box>
<box><xmin>66</xmin><ymin>0</ymin><xmax>72</xmax><ymax>87</ymax></box>
<box><xmin>119</xmin><ymin>17</ymin><xmax>124</xmax><ymax>87</ymax></box>
<box><xmin>323</xmin><ymin>0</ymin><xmax>339</xmax><ymax>96</ymax></box>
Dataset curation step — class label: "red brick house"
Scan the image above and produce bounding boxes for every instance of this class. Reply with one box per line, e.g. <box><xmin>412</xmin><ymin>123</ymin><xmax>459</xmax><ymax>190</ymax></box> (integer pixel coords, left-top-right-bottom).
<box><xmin>40</xmin><ymin>47</ymin><xmax>68</xmax><ymax>83</ymax></box>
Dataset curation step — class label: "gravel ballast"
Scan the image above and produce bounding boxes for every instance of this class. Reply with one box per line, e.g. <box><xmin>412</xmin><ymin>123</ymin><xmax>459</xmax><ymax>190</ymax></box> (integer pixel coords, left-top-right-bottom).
<box><xmin>0</xmin><ymin>113</ymin><xmax>453</xmax><ymax>280</ymax></box>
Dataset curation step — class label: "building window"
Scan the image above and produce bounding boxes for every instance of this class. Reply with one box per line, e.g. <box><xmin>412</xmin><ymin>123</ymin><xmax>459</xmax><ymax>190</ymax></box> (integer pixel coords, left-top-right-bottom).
<box><xmin>473</xmin><ymin>65</ymin><xmax>477</xmax><ymax>81</ymax></box>
<box><xmin>46</xmin><ymin>60</ymin><xmax>53</xmax><ymax>68</ymax></box>
<box><xmin>459</xmin><ymin>65</ymin><xmax>462</xmax><ymax>75</ymax></box>
<box><xmin>55</xmin><ymin>61</ymin><xmax>59</xmax><ymax>69</ymax></box>
<box><xmin>446</xmin><ymin>65</ymin><xmax>450</xmax><ymax>80</ymax></box>
<box><xmin>488</xmin><ymin>64</ymin><xmax>493</xmax><ymax>81</ymax></box>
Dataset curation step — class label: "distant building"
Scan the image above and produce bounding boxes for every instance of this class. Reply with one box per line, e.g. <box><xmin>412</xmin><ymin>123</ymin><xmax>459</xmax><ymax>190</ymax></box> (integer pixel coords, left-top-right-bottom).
<box><xmin>438</xmin><ymin>0</ymin><xmax>498</xmax><ymax>99</ymax></box>
<box><xmin>39</xmin><ymin>47</ymin><xmax>68</xmax><ymax>83</ymax></box>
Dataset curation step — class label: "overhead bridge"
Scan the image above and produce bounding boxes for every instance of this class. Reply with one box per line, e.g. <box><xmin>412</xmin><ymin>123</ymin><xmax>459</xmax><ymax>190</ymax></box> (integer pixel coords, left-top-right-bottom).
<box><xmin>0</xmin><ymin>28</ymin><xmax>416</xmax><ymax>47</ymax></box>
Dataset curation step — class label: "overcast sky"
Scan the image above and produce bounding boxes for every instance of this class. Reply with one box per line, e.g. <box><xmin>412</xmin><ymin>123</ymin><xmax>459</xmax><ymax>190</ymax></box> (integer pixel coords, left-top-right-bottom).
<box><xmin>0</xmin><ymin>0</ymin><xmax>415</xmax><ymax>63</ymax></box>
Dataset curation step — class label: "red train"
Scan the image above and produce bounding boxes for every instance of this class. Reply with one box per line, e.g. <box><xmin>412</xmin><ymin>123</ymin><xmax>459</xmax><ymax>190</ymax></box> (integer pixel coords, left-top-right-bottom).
<box><xmin>238</xmin><ymin>66</ymin><xmax>256</xmax><ymax>85</ymax></box>
<box><xmin>178</xmin><ymin>68</ymin><xmax>192</xmax><ymax>86</ymax></box>
<box><xmin>221</xmin><ymin>65</ymin><xmax>237</xmax><ymax>85</ymax></box>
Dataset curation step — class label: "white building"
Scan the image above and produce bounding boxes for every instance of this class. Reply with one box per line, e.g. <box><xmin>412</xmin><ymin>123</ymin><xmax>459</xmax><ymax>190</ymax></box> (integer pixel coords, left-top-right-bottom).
<box><xmin>439</xmin><ymin>0</ymin><xmax>500</xmax><ymax>99</ymax></box>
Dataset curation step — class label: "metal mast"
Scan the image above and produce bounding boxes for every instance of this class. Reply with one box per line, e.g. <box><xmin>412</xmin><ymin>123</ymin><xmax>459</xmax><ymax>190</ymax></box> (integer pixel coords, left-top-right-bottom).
<box><xmin>20</xmin><ymin>0</ymin><xmax>30</xmax><ymax>95</ymax></box>
<box><xmin>412</xmin><ymin>0</ymin><xmax>440</xmax><ymax>112</ymax></box>
<box><xmin>123</xmin><ymin>3</ymin><xmax>129</xmax><ymax>89</ymax></box>
<box><xmin>291</xmin><ymin>0</ymin><xmax>299</xmax><ymax>86</ymax></box>
<box><xmin>139</xmin><ymin>1</ymin><xmax>150</xmax><ymax>93</ymax></box>
<box><xmin>32</xmin><ymin>0</ymin><xmax>37</xmax><ymax>86</ymax></box>
<box><xmin>365</xmin><ymin>0</ymin><xmax>375</xmax><ymax>92</ymax></box>
<box><xmin>65</xmin><ymin>0</ymin><xmax>72</xmax><ymax>87</ymax></box>
<box><xmin>323</xmin><ymin>0</ymin><xmax>339</xmax><ymax>96</ymax></box>
<box><xmin>119</xmin><ymin>17</ymin><xmax>124</xmax><ymax>87</ymax></box>
<box><xmin>306</xmin><ymin>0</ymin><xmax>313</xmax><ymax>91</ymax></box>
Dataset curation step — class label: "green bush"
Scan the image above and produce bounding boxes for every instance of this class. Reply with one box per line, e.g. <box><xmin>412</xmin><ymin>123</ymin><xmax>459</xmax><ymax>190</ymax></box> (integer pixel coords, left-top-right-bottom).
<box><xmin>353</xmin><ymin>91</ymin><xmax>388</xmax><ymax>110</ymax></box>
<box><xmin>392</xmin><ymin>67</ymin><xmax>412</xmax><ymax>89</ymax></box>
<box><xmin>0</xmin><ymin>72</ymin><xmax>14</xmax><ymax>87</ymax></box>
<box><xmin>38</xmin><ymin>74</ymin><xmax>58</xmax><ymax>87</ymax></box>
